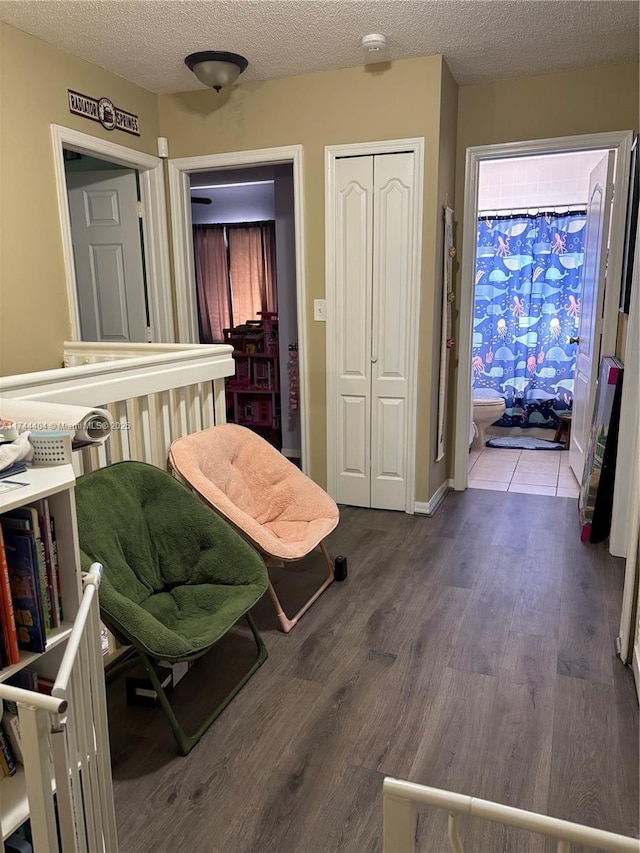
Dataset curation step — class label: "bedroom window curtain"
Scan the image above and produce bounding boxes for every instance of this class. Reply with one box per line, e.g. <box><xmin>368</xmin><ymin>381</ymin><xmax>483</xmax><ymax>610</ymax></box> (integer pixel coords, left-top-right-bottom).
<box><xmin>193</xmin><ymin>224</ymin><xmax>230</xmax><ymax>343</ymax></box>
<box><xmin>193</xmin><ymin>221</ymin><xmax>277</xmax><ymax>344</ymax></box>
<box><xmin>473</xmin><ymin>210</ymin><xmax>586</xmax><ymax>429</ymax></box>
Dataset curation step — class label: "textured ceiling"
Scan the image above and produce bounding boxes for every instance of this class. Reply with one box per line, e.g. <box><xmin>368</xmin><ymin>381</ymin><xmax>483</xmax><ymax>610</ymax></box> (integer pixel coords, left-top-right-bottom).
<box><xmin>0</xmin><ymin>0</ymin><xmax>638</xmax><ymax>94</ymax></box>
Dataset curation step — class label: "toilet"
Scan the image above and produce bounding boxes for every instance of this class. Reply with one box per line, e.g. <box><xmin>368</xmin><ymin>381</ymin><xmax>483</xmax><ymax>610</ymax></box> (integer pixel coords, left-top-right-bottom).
<box><xmin>470</xmin><ymin>391</ymin><xmax>506</xmax><ymax>448</ymax></box>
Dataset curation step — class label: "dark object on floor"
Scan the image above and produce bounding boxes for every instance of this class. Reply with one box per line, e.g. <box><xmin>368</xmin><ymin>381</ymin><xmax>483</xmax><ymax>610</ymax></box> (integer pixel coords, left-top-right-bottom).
<box><xmin>486</xmin><ymin>436</ymin><xmax>565</xmax><ymax>450</ymax></box>
<box><xmin>75</xmin><ymin>460</ymin><xmax>269</xmax><ymax>755</ymax></box>
<box><xmin>125</xmin><ymin>662</ymin><xmax>173</xmax><ymax>708</ymax></box>
<box><xmin>334</xmin><ymin>555</ymin><xmax>348</xmax><ymax>582</ymax></box>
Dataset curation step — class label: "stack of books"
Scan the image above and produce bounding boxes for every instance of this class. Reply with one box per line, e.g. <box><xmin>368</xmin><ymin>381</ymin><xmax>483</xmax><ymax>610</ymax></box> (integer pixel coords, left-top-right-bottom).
<box><xmin>0</xmin><ymin>498</ymin><xmax>62</xmax><ymax>668</ymax></box>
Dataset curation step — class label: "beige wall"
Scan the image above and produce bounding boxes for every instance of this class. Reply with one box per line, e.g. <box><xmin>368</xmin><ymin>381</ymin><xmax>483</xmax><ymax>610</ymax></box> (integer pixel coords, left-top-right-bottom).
<box><xmin>455</xmin><ymin>61</ymin><xmax>639</xmax><ymax>272</ymax></box>
<box><xmin>0</xmin><ymin>24</ymin><xmax>160</xmax><ymax>376</ymax></box>
<box><xmin>160</xmin><ymin>55</ymin><xmax>447</xmax><ymax>496</ymax></box>
<box><xmin>451</xmin><ymin>63</ymin><xmax>640</xmax><ymax>457</ymax></box>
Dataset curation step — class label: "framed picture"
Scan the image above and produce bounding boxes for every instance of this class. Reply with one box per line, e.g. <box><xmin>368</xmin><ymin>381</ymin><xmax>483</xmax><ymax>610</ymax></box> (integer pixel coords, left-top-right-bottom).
<box><xmin>620</xmin><ymin>134</ymin><xmax>639</xmax><ymax>314</ymax></box>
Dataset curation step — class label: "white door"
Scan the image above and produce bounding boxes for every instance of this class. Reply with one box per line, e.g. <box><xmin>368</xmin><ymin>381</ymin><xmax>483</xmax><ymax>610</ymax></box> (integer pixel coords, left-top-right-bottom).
<box><xmin>67</xmin><ymin>170</ymin><xmax>149</xmax><ymax>342</ymax></box>
<box><xmin>332</xmin><ymin>152</ymin><xmax>415</xmax><ymax>510</ymax></box>
<box><xmin>334</xmin><ymin>156</ymin><xmax>374</xmax><ymax>508</ymax></box>
<box><xmin>370</xmin><ymin>153</ymin><xmax>414</xmax><ymax>510</ymax></box>
<box><xmin>569</xmin><ymin>151</ymin><xmax>615</xmax><ymax>483</ymax></box>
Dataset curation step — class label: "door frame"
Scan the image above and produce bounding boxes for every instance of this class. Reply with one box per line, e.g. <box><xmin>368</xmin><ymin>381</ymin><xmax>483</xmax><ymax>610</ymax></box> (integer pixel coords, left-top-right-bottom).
<box><xmin>51</xmin><ymin>124</ymin><xmax>174</xmax><ymax>342</ymax></box>
<box><xmin>617</xmin><ymin>215</ymin><xmax>640</xmax><ymax>666</ymax></box>
<box><xmin>167</xmin><ymin>145</ymin><xmax>310</xmax><ymax>475</ymax></box>
<box><xmin>453</xmin><ymin>131</ymin><xmax>633</xmax><ymax>495</ymax></box>
<box><xmin>325</xmin><ymin>137</ymin><xmax>425</xmax><ymax>514</ymax></box>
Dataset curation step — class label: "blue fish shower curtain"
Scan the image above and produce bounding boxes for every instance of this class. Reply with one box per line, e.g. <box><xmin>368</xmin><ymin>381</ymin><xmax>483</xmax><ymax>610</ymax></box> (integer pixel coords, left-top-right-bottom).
<box><xmin>473</xmin><ymin>211</ymin><xmax>586</xmax><ymax>430</ymax></box>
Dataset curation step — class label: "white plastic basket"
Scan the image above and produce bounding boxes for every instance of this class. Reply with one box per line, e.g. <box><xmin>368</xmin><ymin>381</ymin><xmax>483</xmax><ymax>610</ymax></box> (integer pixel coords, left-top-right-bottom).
<box><xmin>29</xmin><ymin>431</ymin><xmax>73</xmax><ymax>466</ymax></box>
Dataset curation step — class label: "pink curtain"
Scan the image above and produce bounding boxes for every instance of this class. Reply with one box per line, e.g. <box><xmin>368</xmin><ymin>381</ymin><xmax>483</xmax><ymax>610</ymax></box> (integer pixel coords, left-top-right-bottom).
<box><xmin>193</xmin><ymin>225</ymin><xmax>230</xmax><ymax>342</ymax></box>
<box><xmin>227</xmin><ymin>223</ymin><xmax>277</xmax><ymax>323</ymax></box>
<box><xmin>192</xmin><ymin>222</ymin><xmax>277</xmax><ymax>341</ymax></box>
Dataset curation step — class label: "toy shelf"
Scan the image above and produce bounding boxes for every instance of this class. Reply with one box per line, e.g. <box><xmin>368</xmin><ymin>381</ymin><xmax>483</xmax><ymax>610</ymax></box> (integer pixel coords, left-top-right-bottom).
<box><xmin>224</xmin><ymin>312</ymin><xmax>282</xmax><ymax>433</ymax></box>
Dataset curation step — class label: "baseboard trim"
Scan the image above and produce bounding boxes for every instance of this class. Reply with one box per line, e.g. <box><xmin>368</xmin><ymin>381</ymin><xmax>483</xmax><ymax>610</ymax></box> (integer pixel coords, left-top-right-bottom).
<box><xmin>415</xmin><ymin>479</ymin><xmax>452</xmax><ymax>516</ymax></box>
<box><xmin>281</xmin><ymin>448</ymin><xmax>301</xmax><ymax>459</ymax></box>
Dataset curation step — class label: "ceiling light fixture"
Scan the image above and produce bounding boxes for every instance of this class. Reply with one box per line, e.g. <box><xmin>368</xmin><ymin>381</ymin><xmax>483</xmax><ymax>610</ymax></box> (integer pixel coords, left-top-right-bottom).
<box><xmin>185</xmin><ymin>51</ymin><xmax>248</xmax><ymax>92</ymax></box>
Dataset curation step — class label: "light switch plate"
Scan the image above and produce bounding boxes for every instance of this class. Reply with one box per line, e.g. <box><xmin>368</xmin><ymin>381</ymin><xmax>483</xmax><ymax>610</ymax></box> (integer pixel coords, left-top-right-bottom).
<box><xmin>314</xmin><ymin>299</ymin><xmax>326</xmax><ymax>321</ymax></box>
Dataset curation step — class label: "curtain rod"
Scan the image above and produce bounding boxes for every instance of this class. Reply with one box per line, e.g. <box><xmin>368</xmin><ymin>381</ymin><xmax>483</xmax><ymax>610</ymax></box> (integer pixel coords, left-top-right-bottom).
<box><xmin>477</xmin><ymin>205</ymin><xmax>587</xmax><ymax>217</ymax></box>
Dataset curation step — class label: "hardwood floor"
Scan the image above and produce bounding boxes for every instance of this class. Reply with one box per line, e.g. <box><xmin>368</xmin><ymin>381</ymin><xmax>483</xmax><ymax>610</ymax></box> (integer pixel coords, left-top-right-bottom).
<box><xmin>107</xmin><ymin>489</ymin><xmax>639</xmax><ymax>853</ymax></box>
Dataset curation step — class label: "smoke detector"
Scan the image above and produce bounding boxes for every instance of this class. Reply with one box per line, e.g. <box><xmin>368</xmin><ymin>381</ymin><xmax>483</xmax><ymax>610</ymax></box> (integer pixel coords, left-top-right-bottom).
<box><xmin>361</xmin><ymin>33</ymin><xmax>388</xmax><ymax>53</ymax></box>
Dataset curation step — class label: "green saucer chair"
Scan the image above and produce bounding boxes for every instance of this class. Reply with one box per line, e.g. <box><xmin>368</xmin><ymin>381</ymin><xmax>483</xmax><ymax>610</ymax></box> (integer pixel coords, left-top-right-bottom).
<box><xmin>75</xmin><ymin>461</ymin><xmax>269</xmax><ymax>756</ymax></box>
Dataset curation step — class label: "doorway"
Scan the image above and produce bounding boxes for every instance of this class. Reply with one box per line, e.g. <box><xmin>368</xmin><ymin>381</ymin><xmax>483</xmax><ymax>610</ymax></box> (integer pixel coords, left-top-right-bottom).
<box><xmin>168</xmin><ymin>145</ymin><xmax>309</xmax><ymax>474</ymax></box>
<box><xmin>454</xmin><ymin>132</ymin><xmax>633</xmax><ymax>495</ymax></box>
<box><xmin>64</xmin><ymin>151</ymin><xmax>149</xmax><ymax>342</ymax></box>
<box><xmin>189</xmin><ymin>164</ymin><xmax>299</xmax><ymax>457</ymax></box>
<box><xmin>51</xmin><ymin>124</ymin><xmax>174</xmax><ymax>343</ymax></box>
<box><xmin>467</xmin><ymin>149</ymin><xmax>610</xmax><ymax>498</ymax></box>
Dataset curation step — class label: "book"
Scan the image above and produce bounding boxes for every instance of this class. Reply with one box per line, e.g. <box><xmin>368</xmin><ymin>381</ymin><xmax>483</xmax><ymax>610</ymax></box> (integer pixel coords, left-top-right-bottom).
<box><xmin>49</xmin><ymin>513</ymin><xmax>63</xmax><ymax>623</ymax></box>
<box><xmin>0</xmin><ymin>723</ymin><xmax>17</xmax><ymax>777</ymax></box>
<box><xmin>2</xmin><ymin>527</ymin><xmax>46</xmax><ymax>653</ymax></box>
<box><xmin>35</xmin><ymin>674</ymin><xmax>55</xmax><ymax>695</ymax></box>
<box><xmin>1</xmin><ymin>508</ymin><xmax>52</xmax><ymax>635</ymax></box>
<box><xmin>0</xmin><ymin>462</ymin><xmax>27</xmax><ymax>481</ymax></box>
<box><xmin>0</xmin><ymin>525</ymin><xmax>20</xmax><ymax>665</ymax></box>
<box><xmin>31</xmin><ymin>499</ymin><xmax>60</xmax><ymax>628</ymax></box>
<box><xmin>2</xmin><ymin>712</ymin><xmax>22</xmax><ymax>764</ymax></box>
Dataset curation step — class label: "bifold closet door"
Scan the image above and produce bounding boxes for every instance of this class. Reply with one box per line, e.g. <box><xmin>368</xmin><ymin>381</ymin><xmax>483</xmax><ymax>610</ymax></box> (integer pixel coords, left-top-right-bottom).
<box><xmin>332</xmin><ymin>151</ymin><xmax>414</xmax><ymax>510</ymax></box>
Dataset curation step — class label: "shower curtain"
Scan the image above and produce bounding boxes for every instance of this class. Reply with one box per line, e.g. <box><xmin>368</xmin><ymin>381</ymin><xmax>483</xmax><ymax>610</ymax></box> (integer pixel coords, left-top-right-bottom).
<box><xmin>473</xmin><ymin>210</ymin><xmax>586</xmax><ymax>430</ymax></box>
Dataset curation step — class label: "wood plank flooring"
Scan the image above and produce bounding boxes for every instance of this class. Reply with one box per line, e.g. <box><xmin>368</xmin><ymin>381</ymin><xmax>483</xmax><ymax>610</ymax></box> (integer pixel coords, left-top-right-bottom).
<box><xmin>107</xmin><ymin>489</ymin><xmax>639</xmax><ymax>853</ymax></box>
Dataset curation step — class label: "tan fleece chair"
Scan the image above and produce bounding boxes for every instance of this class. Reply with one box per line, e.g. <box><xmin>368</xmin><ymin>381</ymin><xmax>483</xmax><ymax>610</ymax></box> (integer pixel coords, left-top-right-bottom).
<box><xmin>168</xmin><ymin>424</ymin><xmax>340</xmax><ymax>633</ymax></box>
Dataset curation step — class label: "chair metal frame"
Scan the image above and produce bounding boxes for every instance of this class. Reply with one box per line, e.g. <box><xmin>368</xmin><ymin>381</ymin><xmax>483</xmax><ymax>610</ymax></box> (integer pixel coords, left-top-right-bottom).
<box><xmin>264</xmin><ymin>541</ymin><xmax>336</xmax><ymax>633</ymax></box>
<box><xmin>106</xmin><ymin>612</ymin><xmax>268</xmax><ymax>756</ymax></box>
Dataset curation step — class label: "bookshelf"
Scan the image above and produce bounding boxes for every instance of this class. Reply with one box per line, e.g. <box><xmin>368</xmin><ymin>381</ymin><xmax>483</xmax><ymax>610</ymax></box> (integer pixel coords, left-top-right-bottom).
<box><xmin>0</xmin><ymin>465</ymin><xmax>83</xmax><ymax>843</ymax></box>
<box><xmin>224</xmin><ymin>312</ymin><xmax>282</xmax><ymax>442</ymax></box>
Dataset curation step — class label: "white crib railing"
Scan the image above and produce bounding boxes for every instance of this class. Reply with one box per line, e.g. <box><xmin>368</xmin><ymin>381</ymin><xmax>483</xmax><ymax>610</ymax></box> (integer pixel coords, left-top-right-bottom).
<box><xmin>0</xmin><ymin>565</ymin><xmax>116</xmax><ymax>853</ymax></box>
<box><xmin>382</xmin><ymin>778</ymin><xmax>639</xmax><ymax>853</ymax></box>
<box><xmin>0</xmin><ymin>341</ymin><xmax>234</xmax><ymax>475</ymax></box>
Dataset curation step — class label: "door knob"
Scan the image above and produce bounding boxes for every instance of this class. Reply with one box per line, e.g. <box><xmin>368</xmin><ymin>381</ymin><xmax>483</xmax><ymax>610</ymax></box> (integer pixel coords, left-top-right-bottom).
<box><xmin>568</xmin><ymin>336</ymin><xmax>580</xmax><ymax>345</ymax></box>
<box><xmin>371</xmin><ymin>356</ymin><xmax>378</xmax><ymax>363</ymax></box>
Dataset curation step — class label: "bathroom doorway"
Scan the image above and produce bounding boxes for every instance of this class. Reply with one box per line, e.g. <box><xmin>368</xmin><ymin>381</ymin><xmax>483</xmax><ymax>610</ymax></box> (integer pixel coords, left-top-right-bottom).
<box><xmin>454</xmin><ymin>131</ymin><xmax>633</xmax><ymax>495</ymax></box>
<box><xmin>468</xmin><ymin>150</ymin><xmax>606</xmax><ymax>498</ymax></box>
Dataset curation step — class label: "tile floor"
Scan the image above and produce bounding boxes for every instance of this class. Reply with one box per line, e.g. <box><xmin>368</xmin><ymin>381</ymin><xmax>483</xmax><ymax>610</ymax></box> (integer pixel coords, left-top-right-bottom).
<box><xmin>468</xmin><ymin>446</ymin><xmax>580</xmax><ymax>497</ymax></box>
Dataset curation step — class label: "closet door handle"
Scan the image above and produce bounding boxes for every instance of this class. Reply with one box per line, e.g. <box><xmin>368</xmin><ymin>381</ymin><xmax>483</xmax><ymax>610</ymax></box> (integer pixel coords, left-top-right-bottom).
<box><xmin>568</xmin><ymin>336</ymin><xmax>580</xmax><ymax>345</ymax></box>
<box><xmin>371</xmin><ymin>356</ymin><xmax>378</xmax><ymax>363</ymax></box>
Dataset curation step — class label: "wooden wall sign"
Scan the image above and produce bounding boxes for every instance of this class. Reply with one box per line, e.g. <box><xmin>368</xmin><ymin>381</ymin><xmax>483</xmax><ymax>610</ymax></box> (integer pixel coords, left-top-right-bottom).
<box><xmin>68</xmin><ymin>90</ymin><xmax>140</xmax><ymax>136</ymax></box>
